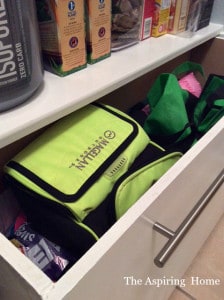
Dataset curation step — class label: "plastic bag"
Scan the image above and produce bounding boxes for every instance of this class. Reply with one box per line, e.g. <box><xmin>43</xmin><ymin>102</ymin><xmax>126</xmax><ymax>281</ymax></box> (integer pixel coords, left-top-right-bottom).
<box><xmin>11</xmin><ymin>212</ymin><xmax>76</xmax><ymax>281</ymax></box>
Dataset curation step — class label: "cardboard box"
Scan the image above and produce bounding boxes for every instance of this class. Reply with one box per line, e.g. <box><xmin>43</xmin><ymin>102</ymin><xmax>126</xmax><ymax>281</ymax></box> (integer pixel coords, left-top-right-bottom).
<box><xmin>185</xmin><ymin>0</ymin><xmax>214</xmax><ymax>33</ymax></box>
<box><xmin>85</xmin><ymin>0</ymin><xmax>111</xmax><ymax>64</ymax></box>
<box><xmin>36</xmin><ymin>0</ymin><xmax>86</xmax><ymax>76</ymax></box>
<box><xmin>197</xmin><ymin>0</ymin><xmax>214</xmax><ymax>30</ymax></box>
<box><xmin>139</xmin><ymin>0</ymin><xmax>154</xmax><ymax>40</ymax></box>
<box><xmin>152</xmin><ymin>0</ymin><xmax>171</xmax><ymax>37</ymax></box>
<box><xmin>168</xmin><ymin>0</ymin><xmax>190</xmax><ymax>34</ymax></box>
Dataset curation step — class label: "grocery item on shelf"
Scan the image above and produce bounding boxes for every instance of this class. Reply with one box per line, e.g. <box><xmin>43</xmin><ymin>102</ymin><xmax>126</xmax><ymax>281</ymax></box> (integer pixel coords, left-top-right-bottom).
<box><xmin>139</xmin><ymin>0</ymin><xmax>154</xmax><ymax>40</ymax></box>
<box><xmin>152</xmin><ymin>0</ymin><xmax>171</xmax><ymax>37</ymax></box>
<box><xmin>0</xmin><ymin>0</ymin><xmax>43</xmax><ymax>112</ymax></box>
<box><xmin>168</xmin><ymin>0</ymin><xmax>190</xmax><ymax>34</ymax></box>
<box><xmin>111</xmin><ymin>0</ymin><xmax>143</xmax><ymax>51</ymax></box>
<box><xmin>85</xmin><ymin>0</ymin><xmax>111</xmax><ymax>64</ymax></box>
<box><xmin>195</xmin><ymin>0</ymin><xmax>214</xmax><ymax>30</ymax></box>
<box><xmin>184</xmin><ymin>0</ymin><xmax>214</xmax><ymax>36</ymax></box>
<box><xmin>36</xmin><ymin>0</ymin><xmax>86</xmax><ymax>76</ymax></box>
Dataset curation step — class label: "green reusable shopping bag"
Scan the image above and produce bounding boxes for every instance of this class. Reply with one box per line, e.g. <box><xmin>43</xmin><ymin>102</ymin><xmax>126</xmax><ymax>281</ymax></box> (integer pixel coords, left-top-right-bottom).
<box><xmin>194</xmin><ymin>74</ymin><xmax>224</xmax><ymax>138</ymax></box>
<box><xmin>143</xmin><ymin>61</ymin><xmax>204</xmax><ymax>152</ymax></box>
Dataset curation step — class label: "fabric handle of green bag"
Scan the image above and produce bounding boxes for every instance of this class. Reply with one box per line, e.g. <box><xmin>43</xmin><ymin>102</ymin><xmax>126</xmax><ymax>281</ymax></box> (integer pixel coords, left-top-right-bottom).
<box><xmin>194</xmin><ymin>75</ymin><xmax>224</xmax><ymax>124</ymax></box>
<box><xmin>172</xmin><ymin>61</ymin><xmax>205</xmax><ymax>78</ymax></box>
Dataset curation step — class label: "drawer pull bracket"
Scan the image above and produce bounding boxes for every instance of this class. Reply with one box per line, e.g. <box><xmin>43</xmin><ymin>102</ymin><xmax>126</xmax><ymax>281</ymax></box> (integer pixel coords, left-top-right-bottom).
<box><xmin>153</xmin><ymin>170</ymin><xmax>224</xmax><ymax>268</ymax></box>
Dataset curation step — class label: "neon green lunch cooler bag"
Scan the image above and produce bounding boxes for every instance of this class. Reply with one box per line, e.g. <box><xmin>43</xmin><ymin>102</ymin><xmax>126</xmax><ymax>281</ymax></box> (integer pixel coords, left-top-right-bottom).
<box><xmin>4</xmin><ymin>103</ymin><xmax>182</xmax><ymax>259</ymax></box>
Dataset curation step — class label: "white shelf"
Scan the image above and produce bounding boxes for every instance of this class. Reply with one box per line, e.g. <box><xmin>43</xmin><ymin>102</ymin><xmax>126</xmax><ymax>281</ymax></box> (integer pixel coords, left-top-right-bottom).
<box><xmin>0</xmin><ymin>23</ymin><xmax>223</xmax><ymax>149</ymax></box>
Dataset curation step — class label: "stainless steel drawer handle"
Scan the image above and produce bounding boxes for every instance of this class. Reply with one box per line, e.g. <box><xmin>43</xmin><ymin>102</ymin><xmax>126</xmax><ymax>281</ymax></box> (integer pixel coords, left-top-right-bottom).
<box><xmin>153</xmin><ymin>170</ymin><xmax>224</xmax><ymax>268</ymax></box>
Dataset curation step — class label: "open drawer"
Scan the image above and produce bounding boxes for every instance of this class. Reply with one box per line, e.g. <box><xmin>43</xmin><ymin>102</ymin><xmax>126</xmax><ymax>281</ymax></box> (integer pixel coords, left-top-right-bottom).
<box><xmin>51</xmin><ymin>115</ymin><xmax>223</xmax><ymax>300</ymax></box>
<box><xmin>1</xmin><ymin>26</ymin><xmax>224</xmax><ymax>299</ymax></box>
<box><xmin>0</xmin><ymin>111</ymin><xmax>223</xmax><ymax>299</ymax></box>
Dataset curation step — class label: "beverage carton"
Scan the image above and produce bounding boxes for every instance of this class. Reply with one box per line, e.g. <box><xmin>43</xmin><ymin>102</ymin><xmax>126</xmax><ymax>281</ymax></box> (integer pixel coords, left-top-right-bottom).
<box><xmin>36</xmin><ymin>0</ymin><xmax>86</xmax><ymax>76</ymax></box>
<box><xmin>85</xmin><ymin>0</ymin><xmax>111</xmax><ymax>64</ymax></box>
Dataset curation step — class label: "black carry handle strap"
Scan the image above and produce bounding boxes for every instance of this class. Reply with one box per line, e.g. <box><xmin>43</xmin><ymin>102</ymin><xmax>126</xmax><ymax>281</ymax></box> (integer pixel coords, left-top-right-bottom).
<box><xmin>201</xmin><ymin>87</ymin><xmax>224</xmax><ymax>119</ymax></box>
<box><xmin>197</xmin><ymin>74</ymin><xmax>224</xmax><ymax>124</ymax></box>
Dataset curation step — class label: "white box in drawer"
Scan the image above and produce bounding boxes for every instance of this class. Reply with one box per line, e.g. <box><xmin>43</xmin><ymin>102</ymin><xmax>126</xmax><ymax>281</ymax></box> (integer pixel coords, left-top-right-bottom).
<box><xmin>0</xmin><ymin>117</ymin><xmax>223</xmax><ymax>300</ymax></box>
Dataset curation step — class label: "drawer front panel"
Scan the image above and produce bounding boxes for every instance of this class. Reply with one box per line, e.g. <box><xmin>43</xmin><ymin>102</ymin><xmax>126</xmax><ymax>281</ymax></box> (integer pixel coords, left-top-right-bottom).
<box><xmin>54</xmin><ymin>185</ymin><xmax>223</xmax><ymax>300</ymax></box>
<box><xmin>47</xmin><ymin>120</ymin><xmax>223</xmax><ymax>300</ymax></box>
<box><xmin>0</xmin><ymin>233</ymin><xmax>53</xmax><ymax>300</ymax></box>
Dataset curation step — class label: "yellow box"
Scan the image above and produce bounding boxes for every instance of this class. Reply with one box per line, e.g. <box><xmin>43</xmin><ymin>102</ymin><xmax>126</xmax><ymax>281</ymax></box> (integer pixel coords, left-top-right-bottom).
<box><xmin>85</xmin><ymin>0</ymin><xmax>111</xmax><ymax>64</ymax></box>
<box><xmin>36</xmin><ymin>0</ymin><xmax>87</xmax><ymax>76</ymax></box>
<box><xmin>152</xmin><ymin>0</ymin><xmax>171</xmax><ymax>37</ymax></box>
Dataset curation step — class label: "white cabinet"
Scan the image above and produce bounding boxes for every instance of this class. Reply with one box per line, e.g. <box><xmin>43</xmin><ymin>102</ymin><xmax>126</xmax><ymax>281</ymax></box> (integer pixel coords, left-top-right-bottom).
<box><xmin>0</xmin><ymin>23</ymin><xmax>223</xmax><ymax>149</ymax></box>
<box><xmin>0</xmin><ymin>2</ymin><xmax>224</xmax><ymax>299</ymax></box>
